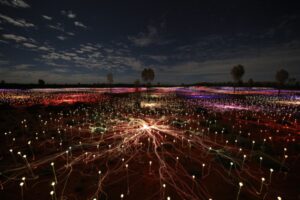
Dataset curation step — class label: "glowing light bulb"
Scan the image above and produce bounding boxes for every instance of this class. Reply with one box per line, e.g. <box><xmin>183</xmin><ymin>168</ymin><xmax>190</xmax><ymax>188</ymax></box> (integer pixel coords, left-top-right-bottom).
<box><xmin>239</xmin><ymin>182</ymin><xmax>243</xmax><ymax>187</ymax></box>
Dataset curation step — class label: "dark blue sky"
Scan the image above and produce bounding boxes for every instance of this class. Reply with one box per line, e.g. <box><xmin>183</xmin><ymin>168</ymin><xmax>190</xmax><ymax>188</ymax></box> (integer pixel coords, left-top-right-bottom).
<box><xmin>0</xmin><ymin>0</ymin><xmax>300</xmax><ymax>84</ymax></box>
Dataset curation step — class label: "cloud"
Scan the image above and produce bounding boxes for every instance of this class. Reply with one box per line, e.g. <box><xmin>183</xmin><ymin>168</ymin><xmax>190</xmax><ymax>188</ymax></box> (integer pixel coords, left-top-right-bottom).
<box><xmin>61</xmin><ymin>10</ymin><xmax>76</xmax><ymax>19</ymax></box>
<box><xmin>44</xmin><ymin>62</ymin><xmax>68</xmax><ymax>67</ymax></box>
<box><xmin>2</xmin><ymin>33</ymin><xmax>54</xmax><ymax>53</ymax></box>
<box><xmin>2</xmin><ymin>33</ymin><xmax>28</xmax><ymax>42</ymax></box>
<box><xmin>128</xmin><ymin>21</ymin><xmax>173</xmax><ymax>47</ymax></box>
<box><xmin>35</xmin><ymin>41</ymin><xmax>145</xmax><ymax>75</ymax></box>
<box><xmin>42</xmin><ymin>15</ymin><xmax>52</xmax><ymax>20</ymax></box>
<box><xmin>146</xmin><ymin>55</ymin><xmax>168</xmax><ymax>63</ymax></box>
<box><xmin>128</xmin><ymin>25</ymin><xmax>159</xmax><ymax>47</ymax></box>
<box><xmin>38</xmin><ymin>46</ymin><xmax>53</xmax><ymax>52</ymax></box>
<box><xmin>153</xmin><ymin>43</ymin><xmax>300</xmax><ymax>83</ymax></box>
<box><xmin>122</xmin><ymin>57</ymin><xmax>143</xmax><ymax>71</ymax></box>
<box><xmin>0</xmin><ymin>14</ymin><xmax>35</xmax><ymax>28</ymax></box>
<box><xmin>57</xmin><ymin>35</ymin><xmax>67</xmax><ymax>41</ymax></box>
<box><xmin>0</xmin><ymin>58</ymin><xmax>9</xmax><ymax>65</ymax></box>
<box><xmin>13</xmin><ymin>64</ymin><xmax>33</xmax><ymax>69</ymax></box>
<box><xmin>53</xmin><ymin>68</ymin><xmax>68</xmax><ymax>73</ymax></box>
<box><xmin>0</xmin><ymin>39</ymin><xmax>9</xmax><ymax>44</ymax></box>
<box><xmin>0</xmin><ymin>0</ymin><xmax>30</xmax><ymax>8</ymax></box>
<box><xmin>67</xmin><ymin>32</ymin><xmax>75</xmax><ymax>36</ymax></box>
<box><xmin>48</xmin><ymin>23</ymin><xmax>64</xmax><ymax>32</ymax></box>
<box><xmin>74</xmin><ymin>21</ymin><xmax>87</xmax><ymax>29</ymax></box>
<box><xmin>2</xmin><ymin>33</ymin><xmax>37</xmax><ymax>45</ymax></box>
<box><xmin>80</xmin><ymin>44</ymin><xmax>98</xmax><ymax>52</ymax></box>
<box><xmin>41</xmin><ymin>51</ymin><xmax>73</xmax><ymax>62</ymax></box>
<box><xmin>22</xmin><ymin>42</ymin><xmax>37</xmax><ymax>48</ymax></box>
<box><xmin>48</xmin><ymin>24</ymin><xmax>75</xmax><ymax>37</ymax></box>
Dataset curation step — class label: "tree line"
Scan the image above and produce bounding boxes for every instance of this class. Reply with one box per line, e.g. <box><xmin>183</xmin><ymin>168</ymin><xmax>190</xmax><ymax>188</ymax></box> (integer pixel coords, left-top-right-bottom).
<box><xmin>230</xmin><ymin>65</ymin><xmax>294</xmax><ymax>94</ymax></box>
<box><xmin>1</xmin><ymin>66</ymin><xmax>298</xmax><ymax>92</ymax></box>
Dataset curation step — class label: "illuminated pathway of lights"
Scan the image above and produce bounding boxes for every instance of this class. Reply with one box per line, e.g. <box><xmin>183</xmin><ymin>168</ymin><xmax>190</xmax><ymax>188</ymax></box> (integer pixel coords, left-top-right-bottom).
<box><xmin>0</xmin><ymin>87</ymin><xmax>299</xmax><ymax>200</ymax></box>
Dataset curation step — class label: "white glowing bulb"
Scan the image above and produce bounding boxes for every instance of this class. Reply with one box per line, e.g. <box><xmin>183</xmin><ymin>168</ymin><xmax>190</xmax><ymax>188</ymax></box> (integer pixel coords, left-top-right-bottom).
<box><xmin>142</xmin><ymin>124</ymin><xmax>151</xmax><ymax>130</ymax></box>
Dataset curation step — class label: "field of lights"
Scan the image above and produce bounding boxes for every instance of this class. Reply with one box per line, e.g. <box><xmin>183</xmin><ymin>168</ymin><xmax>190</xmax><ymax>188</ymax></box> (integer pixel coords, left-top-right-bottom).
<box><xmin>0</xmin><ymin>87</ymin><xmax>299</xmax><ymax>200</ymax></box>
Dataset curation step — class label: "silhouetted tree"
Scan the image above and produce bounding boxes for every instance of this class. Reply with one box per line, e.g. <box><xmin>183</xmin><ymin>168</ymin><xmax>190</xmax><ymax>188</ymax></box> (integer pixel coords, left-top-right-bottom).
<box><xmin>38</xmin><ymin>79</ymin><xmax>45</xmax><ymax>86</ymax></box>
<box><xmin>107</xmin><ymin>73</ymin><xmax>113</xmax><ymax>93</ymax></box>
<box><xmin>1</xmin><ymin>80</ymin><xmax>5</xmax><ymax>85</ymax></box>
<box><xmin>141</xmin><ymin>68</ymin><xmax>154</xmax><ymax>94</ymax></box>
<box><xmin>134</xmin><ymin>79</ymin><xmax>140</xmax><ymax>91</ymax></box>
<box><xmin>141</xmin><ymin>68</ymin><xmax>155</xmax><ymax>86</ymax></box>
<box><xmin>275</xmin><ymin>69</ymin><xmax>289</xmax><ymax>95</ymax></box>
<box><xmin>107</xmin><ymin>73</ymin><xmax>113</xmax><ymax>84</ymax></box>
<box><xmin>248</xmin><ymin>78</ymin><xmax>254</xmax><ymax>88</ymax></box>
<box><xmin>231</xmin><ymin>64</ymin><xmax>245</xmax><ymax>93</ymax></box>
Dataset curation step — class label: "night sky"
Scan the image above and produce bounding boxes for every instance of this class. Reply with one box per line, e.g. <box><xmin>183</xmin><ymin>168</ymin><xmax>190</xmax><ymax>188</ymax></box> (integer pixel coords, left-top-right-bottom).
<box><xmin>0</xmin><ymin>0</ymin><xmax>299</xmax><ymax>84</ymax></box>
